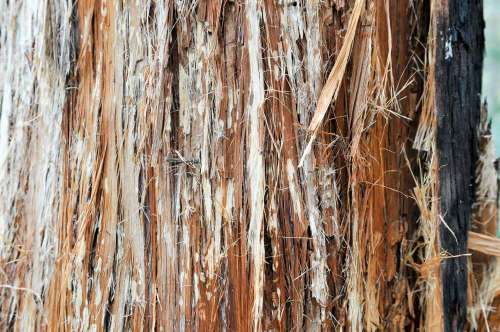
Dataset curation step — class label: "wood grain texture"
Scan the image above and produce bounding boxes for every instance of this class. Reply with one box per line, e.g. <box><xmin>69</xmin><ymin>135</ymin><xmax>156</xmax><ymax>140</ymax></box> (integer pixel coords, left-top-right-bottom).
<box><xmin>433</xmin><ymin>0</ymin><xmax>485</xmax><ymax>330</ymax></box>
<box><xmin>0</xmin><ymin>0</ymin><xmax>497</xmax><ymax>331</ymax></box>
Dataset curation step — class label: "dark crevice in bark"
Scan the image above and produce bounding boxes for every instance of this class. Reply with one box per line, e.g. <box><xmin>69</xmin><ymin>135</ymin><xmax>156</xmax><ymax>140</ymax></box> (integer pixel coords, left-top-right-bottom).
<box><xmin>408</xmin><ymin>0</ymin><xmax>431</xmax><ymax>327</ymax></box>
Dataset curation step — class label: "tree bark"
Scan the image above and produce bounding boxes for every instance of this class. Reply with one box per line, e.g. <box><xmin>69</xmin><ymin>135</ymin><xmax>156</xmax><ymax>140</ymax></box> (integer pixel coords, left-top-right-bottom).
<box><xmin>434</xmin><ymin>1</ymin><xmax>485</xmax><ymax>330</ymax></box>
<box><xmin>0</xmin><ymin>0</ymin><xmax>498</xmax><ymax>331</ymax></box>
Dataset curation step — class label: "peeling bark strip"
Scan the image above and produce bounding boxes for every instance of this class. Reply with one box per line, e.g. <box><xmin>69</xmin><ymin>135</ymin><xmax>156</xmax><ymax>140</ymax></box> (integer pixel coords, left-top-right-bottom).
<box><xmin>245</xmin><ymin>1</ymin><xmax>266</xmax><ymax>329</ymax></box>
<box><xmin>433</xmin><ymin>0</ymin><xmax>485</xmax><ymax>330</ymax></box>
<box><xmin>0</xmin><ymin>0</ymin><xmax>498</xmax><ymax>331</ymax></box>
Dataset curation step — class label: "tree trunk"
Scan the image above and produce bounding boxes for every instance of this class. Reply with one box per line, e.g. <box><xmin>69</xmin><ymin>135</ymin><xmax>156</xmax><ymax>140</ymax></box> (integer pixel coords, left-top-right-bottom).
<box><xmin>1</xmin><ymin>0</ymin><xmax>498</xmax><ymax>331</ymax></box>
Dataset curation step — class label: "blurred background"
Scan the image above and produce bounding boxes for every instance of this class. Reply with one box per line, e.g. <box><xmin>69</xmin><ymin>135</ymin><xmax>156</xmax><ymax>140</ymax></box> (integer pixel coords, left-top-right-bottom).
<box><xmin>483</xmin><ymin>0</ymin><xmax>500</xmax><ymax>235</ymax></box>
<box><xmin>484</xmin><ymin>0</ymin><xmax>500</xmax><ymax>154</ymax></box>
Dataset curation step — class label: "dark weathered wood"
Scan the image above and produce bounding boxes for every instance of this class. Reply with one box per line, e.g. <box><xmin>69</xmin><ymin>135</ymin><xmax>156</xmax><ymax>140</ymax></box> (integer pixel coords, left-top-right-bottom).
<box><xmin>435</xmin><ymin>0</ymin><xmax>484</xmax><ymax>330</ymax></box>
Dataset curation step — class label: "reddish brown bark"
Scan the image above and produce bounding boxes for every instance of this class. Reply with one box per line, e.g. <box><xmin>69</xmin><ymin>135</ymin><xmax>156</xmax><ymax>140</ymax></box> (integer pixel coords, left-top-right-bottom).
<box><xmin>0</xmin><ymin>0</ymin><xmax>498</xmax><ymax>331</ymax></box>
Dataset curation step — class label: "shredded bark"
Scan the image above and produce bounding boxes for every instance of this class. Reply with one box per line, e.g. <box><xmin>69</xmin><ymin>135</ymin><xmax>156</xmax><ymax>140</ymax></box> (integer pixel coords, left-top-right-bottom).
<box><xmin>0</xmin><ymin>0</ymin><xmax>497</xmax><ymax>331</ymax></box>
